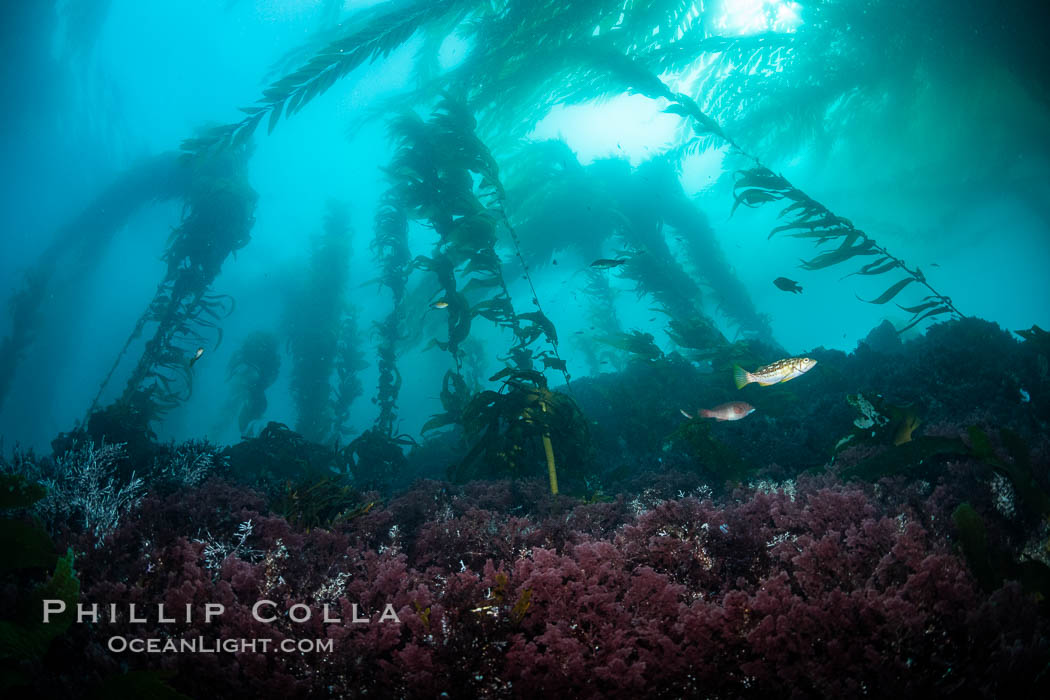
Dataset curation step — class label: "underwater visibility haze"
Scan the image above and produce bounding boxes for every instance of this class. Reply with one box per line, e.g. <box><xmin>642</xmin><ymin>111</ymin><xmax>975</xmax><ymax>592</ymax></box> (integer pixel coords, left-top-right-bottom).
<box><xmin>1</xmin><ymin>0</ymin><xmax>1050</xmax><ymax>696</ymax></box>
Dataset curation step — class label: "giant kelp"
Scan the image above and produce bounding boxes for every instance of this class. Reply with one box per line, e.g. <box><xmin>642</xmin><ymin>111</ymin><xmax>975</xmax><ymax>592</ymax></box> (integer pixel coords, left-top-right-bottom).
<box><xmin>90</xmin><ymin>146</ymin><xmax>257</xmax><ymax>423</ymax></box>
<box><xmin>284</xmin><ymin>201</ymin><xmax>363</xmax><ymax>445</ymax></box>
<box><xmin>450</xmin><ymin>368</ymin><xmax>591</xmax><ymax>492</ymax></box>
<box><xmin>369</xmin><ymin>197</ymin><xmax>412</xmax><ymax>437</ymax></box>
<box><xmin>225</xmin><ymin>331</ymin><xmax>281</xmax><ymax>436</ymax></box>
<box><xmin>504</xmin><ymin>144</ymin><xmax>771</xmax><ymax>351</ymax></box>
<box><xmin>183</xmin><ymin>0</ymin><xmax>719</xmax><ymax>153</ymax></box>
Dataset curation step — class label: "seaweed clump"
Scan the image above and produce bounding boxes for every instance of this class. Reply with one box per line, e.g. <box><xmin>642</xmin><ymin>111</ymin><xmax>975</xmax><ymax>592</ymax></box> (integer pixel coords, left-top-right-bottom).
<box><xmin>0</xmin><ymin>473</ymin><xmax>79</xmax><ymax>689</ymax></box>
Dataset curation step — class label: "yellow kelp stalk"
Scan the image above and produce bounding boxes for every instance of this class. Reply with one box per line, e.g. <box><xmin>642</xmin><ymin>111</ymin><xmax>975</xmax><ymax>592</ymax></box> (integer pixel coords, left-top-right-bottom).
<box><xmin>540</xmin><ymin>400</ymin><xmax>558</xmax><ymax>495</ymax></box>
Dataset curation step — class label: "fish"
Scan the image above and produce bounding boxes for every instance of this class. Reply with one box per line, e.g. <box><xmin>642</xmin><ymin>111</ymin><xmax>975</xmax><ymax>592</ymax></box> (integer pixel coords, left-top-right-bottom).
<box><xmin>773</xmin><ymin>277</ymin><xmax>802</xmax><ymax>294</ymax></box>
<box><xmin>681</xmin><ymin>401</ymin><xmax>756</xmax><ymax>421</ymax></box>
<box><xmin>430</xmin><ymin>300</ymin><xmax>449</xmax><ymax>309</ymax></box>
<box><xmin>188</xmin><ymin>347</ymin><xmax>205</xmax><ymax>368</ymax></box>
<box><xmin>590</xmin><ymin>258</ymin><xmax>629</xmax><ymax>269</ymax></box>
<box><xmin>1020</xmin><ymin>388</ymin><xmax>1030</xmax><ymax>403</ymax></box>
<box><xmin>734</xmin><ymin>357</ymin><xmax>817</xmax><ymax>388</ymax></box>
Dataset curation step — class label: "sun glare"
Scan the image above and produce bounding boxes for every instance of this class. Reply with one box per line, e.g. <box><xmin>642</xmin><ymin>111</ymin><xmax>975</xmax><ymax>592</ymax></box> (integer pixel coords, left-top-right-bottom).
<box><xmin>716</xmin><ymin>0</ymin><xmax>802</xmax><ymax>36</ymax></box>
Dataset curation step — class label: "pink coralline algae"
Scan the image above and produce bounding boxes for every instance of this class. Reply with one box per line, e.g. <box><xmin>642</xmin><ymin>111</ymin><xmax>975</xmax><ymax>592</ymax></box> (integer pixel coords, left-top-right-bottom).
<box><xmin>28</xmin><ymin>475</ymin><xmax>1050</xmax><ymax>699</ymax></box>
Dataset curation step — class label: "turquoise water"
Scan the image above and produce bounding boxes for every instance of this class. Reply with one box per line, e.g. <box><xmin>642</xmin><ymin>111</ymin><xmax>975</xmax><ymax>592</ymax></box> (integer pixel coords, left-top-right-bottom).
<box><xmin>2</xmin><ymin>0</ymin><xmax>1047</xmax><ymax>450</ymax></box>
<box><xmin>1</xmin><ymin>3</ymin><xmax>1049</xmax><ymax>696</ymax></box>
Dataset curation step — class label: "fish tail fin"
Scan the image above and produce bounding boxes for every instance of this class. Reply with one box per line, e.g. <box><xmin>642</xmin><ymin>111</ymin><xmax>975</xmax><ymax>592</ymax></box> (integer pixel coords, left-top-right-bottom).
<box><xmin>699</xmin><ymin>409</ymin><xmax>714</xmax><ymax>419</ymax></box>
<box><xmin>732</xmin><ymin>364</ymin><xmax>750</xmax><ymax>390</ymax></box>
<box><xmin>679</xmin><ymin>409</ymin><xmax>693</xmax><ymax>420</ymax></box>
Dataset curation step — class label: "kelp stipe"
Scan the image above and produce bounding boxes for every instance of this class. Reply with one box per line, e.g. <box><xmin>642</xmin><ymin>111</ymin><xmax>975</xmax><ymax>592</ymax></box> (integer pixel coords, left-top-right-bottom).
<box><xmin>225</xmin><ymin>331</ymin><xmax>280</xmax><ymax>436</ymax></box>
<box><xmin>283</xmin><ymin>201</ymin><xmax>361</xmax><ymax>445</ymax></box>
<box><xmin>89</xmin><ymin>145</ymin><xmax>257</xmax><ymax>424</ymax></box>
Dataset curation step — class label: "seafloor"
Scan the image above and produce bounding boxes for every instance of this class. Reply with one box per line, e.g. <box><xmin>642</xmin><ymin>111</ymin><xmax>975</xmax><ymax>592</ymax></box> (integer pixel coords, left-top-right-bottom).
<box><xmin>2</xmin><ymin>317</ymin><xmax>1049</xmax><ymax>698</ymax></box>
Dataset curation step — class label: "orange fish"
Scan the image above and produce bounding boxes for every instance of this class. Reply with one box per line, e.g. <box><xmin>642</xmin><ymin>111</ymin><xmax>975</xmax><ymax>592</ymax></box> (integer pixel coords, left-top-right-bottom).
<box><xmin>680</xmin><ymin>402</ymin><xmax>755</xmax><ymax>422</ymax></box>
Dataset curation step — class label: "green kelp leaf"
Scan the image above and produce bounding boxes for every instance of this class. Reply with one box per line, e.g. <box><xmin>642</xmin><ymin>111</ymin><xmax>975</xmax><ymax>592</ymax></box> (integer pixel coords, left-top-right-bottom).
<box><xmin>841</xmin><ymin>256</ymin><xmax>900</xmax><ymax>279</ymax></box>
<box><xmin>488</xmin><ymin>367</ymin><xmax>546</xmax><ymax>386</ymax></box>
<box><xmin>421</xmin><ymin>412</ymin><xmax>458</xmax><ymax>434</ymax></box>
<box><xmin>779</xmin><ymin>197</ymin><xmax>829</xmax><ymax>221</ymax></box>
<box><xmin>769</xmin><ymin>215</ymin><xmax>851</xmax><ymax>237</ymax></box>
<box><xmin>857</xmin><ymin>277</ymin><xmax>916</xmax><ymax>304</ymax></box>
<box><xmin>517</xmin><ymin>311</ymin><xmax>558</xmax><ymax>345</ymax></box>
<box><xmin>799</xmin><ymin>235</ymin><xmax>877</xmax><ymax>270</ymax></box>
<box><xmin>897</xmin><ymin>299</ymin><xmax>943</xmax><ymax>314</ymax></box>
<box><xmin>895</xmin><ymin>305</ymin><xmax>953</xmax><ymax>334</ymax></box>
<box><xmin>0</xmin><ymin>519</ymin><xmax>57</xmax><ymax>571</ymax></box>
<box><xmin>733</xmin><ymin>167</ymin><xmax>791</xmax><ymax>192</ymax></box>
<box><xmin>731</xmin><ymin>188</ymin><xmax>782</xmax><ymax>215</ymax></box>
<box><xmin>0</xmin><ymin>474</ymin><xmax>46</xmax><ymax>509</ymax></box>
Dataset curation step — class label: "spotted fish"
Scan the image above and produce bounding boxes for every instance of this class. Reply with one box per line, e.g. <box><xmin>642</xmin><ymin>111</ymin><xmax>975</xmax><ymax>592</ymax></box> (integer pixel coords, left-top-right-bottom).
<box><xmin>733</xmin><ymin>357</ymin><xmax>817</xmax><ymax>389</ymax></box>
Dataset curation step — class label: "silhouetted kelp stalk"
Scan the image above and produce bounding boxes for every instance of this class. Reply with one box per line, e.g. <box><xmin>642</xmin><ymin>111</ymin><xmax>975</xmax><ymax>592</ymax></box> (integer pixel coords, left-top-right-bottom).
<box><xmin>0</xmin><ymin>152</ymin><xmax>189</xmax><ymax>413</ymax></box>
<box><xmin>89</xmin><ymin>146</ymin><xmax>257</xmax><ymax>423</ymax></box>
<box><xmin>332</xmin><ymin>309</ymin><xmax>368</xmax><ymax>441</ymax></box>
<box><xmin>283</xmin><ymin>201</ymin><xmax>363</xmax><ymax>445</ymax></box>
<box><xmin>341</xmin><ymin>198</ymin><xmax>414</xmax><ymax>490</ymax></box>
<box><xmin>369</xmin><ymin>198</ymin><xmax>411</xmax><ymax>437</ymax></box>
<box><xmin>577</xmin><ymin>269</ymin><xmax>628</xmax><ymax>374</ymax></box>
<box><xmin>226</xmin><ymin>331</ymin><xmax>281</xmax><ymax>436</ymax></box>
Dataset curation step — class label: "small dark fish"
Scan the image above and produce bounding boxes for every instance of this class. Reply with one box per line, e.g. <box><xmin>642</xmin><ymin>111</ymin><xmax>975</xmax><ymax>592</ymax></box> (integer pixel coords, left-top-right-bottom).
<box><xmin>773</xmin><ymin>277</ymin><xmax>803</xmax><ymax>294</ymax></box>
<box><xmin>590</xmin><ymin>258</ymin><xmax>628</xmax><ymax>269</ymax></box>
<box><xmin>930</xmin><ymin>263</ymin><xmax>940</xmax><ymax>268</ymax></box>
<box><xmin>552</xmin><ymin>259</ymin><xmax>558</xmax><ymax>265</ymax></box>
<box><xmin>188</xmin><ymin>347</ymin><xmax>205</xmax><ymax>368</ymax></box>
<box><xmin>574</xmin><ymin>330</ymin><xmax>584</xmax><ymax>334</ymax></box>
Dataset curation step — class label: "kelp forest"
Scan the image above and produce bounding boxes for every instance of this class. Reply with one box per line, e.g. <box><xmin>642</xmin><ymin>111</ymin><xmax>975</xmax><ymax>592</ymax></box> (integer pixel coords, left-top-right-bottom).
<box><xmin>1</xmin><ymin>1</ymin><xmax>1049</xmax><ymax>697</ymax></box>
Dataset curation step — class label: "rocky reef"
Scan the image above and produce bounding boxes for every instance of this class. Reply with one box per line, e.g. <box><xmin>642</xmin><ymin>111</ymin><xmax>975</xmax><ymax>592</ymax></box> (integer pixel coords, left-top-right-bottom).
<box><xmin>1</xmin><ymin>317</ymin><xmax>1048</xmax><ymax>698</ymax></box>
